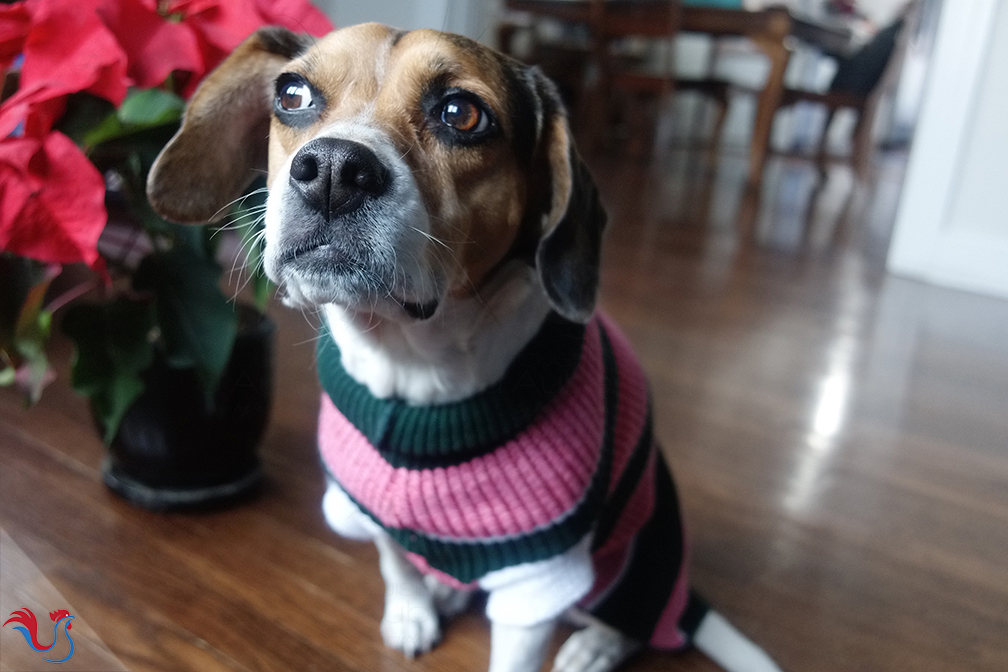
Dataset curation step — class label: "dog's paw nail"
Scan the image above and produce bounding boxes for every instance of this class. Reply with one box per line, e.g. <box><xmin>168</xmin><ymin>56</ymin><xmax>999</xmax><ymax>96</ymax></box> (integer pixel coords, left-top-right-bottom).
<box><xmin>553</xmin><ymin>626</ymin><xmax>638</xmax><ymax>672</ymax></box>
<box><xmin>380</xmin><ymin>590</ymin><xmax>441</xmax><ymax>658</ymax></box>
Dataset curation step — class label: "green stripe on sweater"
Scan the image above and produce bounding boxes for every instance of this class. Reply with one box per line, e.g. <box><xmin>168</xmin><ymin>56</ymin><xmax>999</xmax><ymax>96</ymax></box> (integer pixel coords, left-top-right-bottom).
<box><xmin>317</xmin><ymin>314</ymin><xmax>586</xmax><ymax>468</ymax></box>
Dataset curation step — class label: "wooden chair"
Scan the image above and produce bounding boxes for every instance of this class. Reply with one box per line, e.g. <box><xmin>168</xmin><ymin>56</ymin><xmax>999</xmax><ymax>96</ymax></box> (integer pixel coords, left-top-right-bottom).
<box><xmin>573</xmin><ymin>0</ymin><xmax>678</xmax><ymax>154</ymax></box>
<box><xmin>497</xmin><ymin>2</ymin><xmax>732</xmax><ymax>157</ymax></box>
<box><xmin>578</xmin><ymin>0</ymin><xmax>734</xmax><ymax>158</ymax></box>
<box><xmin>497</xmin><ymin>15</ymin><xmax>593</xmax><ymax>110</ymax></box>
<box><xmin>769</xmin><ymin>1</ymin><xmax>920</xmax><ymax>179</ymax></box>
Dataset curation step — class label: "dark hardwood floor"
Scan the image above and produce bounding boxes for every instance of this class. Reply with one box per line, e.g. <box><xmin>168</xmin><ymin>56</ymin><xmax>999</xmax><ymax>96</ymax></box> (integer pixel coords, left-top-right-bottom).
<box><xmin>2</xmin><ymin>149</ymin><xmax>1007</xmax><ymax>672</ymax></box>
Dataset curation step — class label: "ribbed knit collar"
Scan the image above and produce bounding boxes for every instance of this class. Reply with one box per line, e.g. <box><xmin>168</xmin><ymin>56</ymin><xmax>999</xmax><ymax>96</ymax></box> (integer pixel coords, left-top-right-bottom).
<box><xmin>316</xmin><ymin>315</ymin><xmax>587</xmax><ymax>468</ymax></box>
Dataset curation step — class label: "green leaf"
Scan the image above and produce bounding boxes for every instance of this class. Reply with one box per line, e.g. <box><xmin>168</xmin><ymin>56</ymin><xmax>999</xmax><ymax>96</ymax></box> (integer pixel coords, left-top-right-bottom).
<box><xmin>9</xmin><ymin>265</ymin><xmax>59</xmax><ymax>404</ymax></box>
<box><xmin>165</xmin><ymin>218</ymin><xmax>212</xmax><ymax>259</ymax></box>
<box><xmin>82</xmin><ymin>114</ymin><xmax>128</xmax><ymax>149</ymax></box>
<box><xmin>133</xmin><ymin>246</ymin><xmax>237</xmax><ymax>398</ymax></box>
<box><xmin>91</xmin><ymin>376</ymin><xmax>146</xmax><ymax>445</ymax></box>
<box><xmin>56</xmin><ymin>94</ymin><xmax>117</xmax><ymax>146</ymax></box>
<box><xmin>107</xmin><ymin>298</ymin><xmax>159</xmax><ymax>372</ymax></box>
<box><xmin>82</xmin><ymin>88</ymin><xmax>184</xmax><ymax>148</ymax></box>
<box><xmin>118</xmin><ymin>88</ymin><xmax>185</xmax><ymax>126</ymax></box>
<box><xmin>14</xmin><ymin>334</ymin><xmax>51</xmax><ymax>396</ymax></box>
<box><xmin>239</xmin><ymin>206</ymin><xmax>273</xmax><ymax>312</ymax></box>
<box><xmin>252</xmin><ymin>268</ymin><xmax>273</xmax><ymax>313</ymax></box>
<box><xmin>15</xmin><ymin>349</ymin><xmax>53</xmax><ymax>406</ymax></box>
<box><xmin>62</xmin><ymin>299</ymin><xmax>157</xmax><ymax>443</ymax></box>
<box><xmin>64</xmin><ymin>305</ymin><xmax>114</xmax><ymax>395</ymax></box>
<box><xmin>14</xmin><ymin>268</ymin><xmax>55</xmax><ymax>342</ymax></box>
<box><xmin>229</xmin><ymin>179</ymin><xmax>272</xmax><ymax>311</ymax></box>
<box><xmin>0</xmin><ymin>366</ymin><xmax>15</xmax><ymax>386</ymax></box>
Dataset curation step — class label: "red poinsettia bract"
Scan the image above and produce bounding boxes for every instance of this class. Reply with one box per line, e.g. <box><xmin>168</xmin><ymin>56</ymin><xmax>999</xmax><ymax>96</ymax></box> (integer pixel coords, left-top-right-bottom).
<box><xmin>0</xmin><ymin>132</ymin><xmax>107</xmax><ymax>269</ymax></box>
<box><xmin>98</xmin><ymin>0</ymin><xmax>333</xmax><ymax>97</ymax></box>
<box><xmin>0</xmin><ymin>0</ymin><xmax>333</xmax><ymax>269</ymax></box>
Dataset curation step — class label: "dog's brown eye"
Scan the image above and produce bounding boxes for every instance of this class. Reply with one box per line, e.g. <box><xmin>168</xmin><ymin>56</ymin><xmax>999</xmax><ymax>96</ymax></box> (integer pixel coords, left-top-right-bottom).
<box><xmin>280</xmin><ymin>82</ymin><xmax>313</xmax><ymax>111</ymax></box>
<box><xmin>441</xmin><ymin>98</ymin><xmax>486</xmax><ymax>133</ymax></box>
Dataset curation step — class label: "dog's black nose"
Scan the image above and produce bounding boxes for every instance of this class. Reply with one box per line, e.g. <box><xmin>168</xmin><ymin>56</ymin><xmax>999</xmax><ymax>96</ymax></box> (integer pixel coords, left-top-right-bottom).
<box><xmin>289</xmin><ymin>138</ymin><xmax>389</xmax><ymax>219</ymax></box>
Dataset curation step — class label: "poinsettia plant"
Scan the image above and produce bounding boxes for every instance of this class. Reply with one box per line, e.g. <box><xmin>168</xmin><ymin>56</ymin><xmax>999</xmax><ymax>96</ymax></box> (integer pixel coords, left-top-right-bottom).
<box><xmin>0</xmin><ymin>0</ymin><xmax>332</xmax><ymax>440</ymax></box>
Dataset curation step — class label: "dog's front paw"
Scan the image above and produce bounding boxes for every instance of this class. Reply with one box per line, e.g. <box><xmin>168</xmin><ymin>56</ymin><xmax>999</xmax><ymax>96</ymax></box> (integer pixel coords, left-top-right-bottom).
<box><xmin>380</xmin><ymin>582</ymin><xmax>441</xmax><ymax>658</ymax></box>
<box><xmin>553</xmin><ymin>624</ymin><xmax>640</xmax><ymax>672</ymax></box>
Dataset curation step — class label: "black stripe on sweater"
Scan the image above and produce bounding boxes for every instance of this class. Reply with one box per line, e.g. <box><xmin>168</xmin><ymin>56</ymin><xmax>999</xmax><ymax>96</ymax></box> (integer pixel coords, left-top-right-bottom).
<box><xmin>679</xmin><ymin>590</ymin><xmax>711</xmax><ymax>640</ymax></box>
<box><xmin>590</xmin><ymin>451</ymin><xmax>686</xmax><ymax>644</ymax></box>
<box><xmin>591</xmin><ymin>411</ymin><xmax>653</xmax><ymax>552</ymax></box>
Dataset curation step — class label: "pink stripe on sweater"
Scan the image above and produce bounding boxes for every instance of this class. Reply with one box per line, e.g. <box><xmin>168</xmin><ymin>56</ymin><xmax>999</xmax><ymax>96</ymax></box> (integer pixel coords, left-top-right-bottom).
<box><xmin>319</xmin><ymin>321</ymin><xmax>614</xmax><ymax>540</ymax></box>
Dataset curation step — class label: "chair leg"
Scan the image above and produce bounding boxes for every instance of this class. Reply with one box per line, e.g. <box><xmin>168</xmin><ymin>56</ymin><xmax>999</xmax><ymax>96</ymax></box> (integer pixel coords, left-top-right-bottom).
<box><xmin>817</xmin><ymin>107</ymin><xmax>837</xmax><ymax>178</ymax></box>
<box><xmin>652</xmin><ymin>86</ymin><xmax>679</xmax><ymax>159</ymax></box>
<box><xmin>851</xmin><ymin>106</ymin><xmax>872</xmax><ymax>181</ymax></box>
<box><xmin>577</xmin><ymin>72</ymin><xmax>609</xmax><ymax>155</ymax></box>
<box><xmin>629</xmin><ymin>92</ymin><xmax>665</xmax><ymax>159</ymax></box>
<box><xmin>706</xmin><ymin>91</ymin><xmax>729</xmax><ymax>168</ymax></box>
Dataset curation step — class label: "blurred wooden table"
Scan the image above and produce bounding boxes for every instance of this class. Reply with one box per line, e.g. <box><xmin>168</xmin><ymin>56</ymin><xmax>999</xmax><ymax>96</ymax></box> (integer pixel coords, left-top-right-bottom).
<box><xmin>504</xmin><ymin>1</ymin><xmax>851</xmax><ymax>185</ymax></box>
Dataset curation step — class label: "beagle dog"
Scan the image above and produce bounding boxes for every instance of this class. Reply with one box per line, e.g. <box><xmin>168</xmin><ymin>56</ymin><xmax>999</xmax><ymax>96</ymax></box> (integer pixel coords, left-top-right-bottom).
<box><xmin>147</xmin><ymin>24</ymin><xmax>784</xmax><ymax>672</ymax></box>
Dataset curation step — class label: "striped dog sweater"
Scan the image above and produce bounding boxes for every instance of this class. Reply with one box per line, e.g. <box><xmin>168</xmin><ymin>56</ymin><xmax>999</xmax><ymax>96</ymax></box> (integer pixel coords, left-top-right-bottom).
<box><xmin>317</xmin><ymin>312</ymin><xmax>708</xmax><ymax>648</ymax></box>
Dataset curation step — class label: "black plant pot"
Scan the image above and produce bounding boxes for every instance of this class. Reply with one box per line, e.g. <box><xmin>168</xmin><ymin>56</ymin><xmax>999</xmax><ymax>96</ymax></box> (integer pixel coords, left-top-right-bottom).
<box><xmin>101</xmin><ymin>305</ymin><xmax>274</xmax><ymax>510</ymax></box>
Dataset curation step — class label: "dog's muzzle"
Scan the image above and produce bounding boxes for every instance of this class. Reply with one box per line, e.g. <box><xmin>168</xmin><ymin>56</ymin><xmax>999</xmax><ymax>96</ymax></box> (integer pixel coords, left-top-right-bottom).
<box><xmin>264</xmin><ymin>129</ymin><xmax>441</xmax><ymax>318</ymax></box>
<box><xmin>289</xmin><ymin>138</ymin><xmax>390</xmax><ymax>220</ymax></box>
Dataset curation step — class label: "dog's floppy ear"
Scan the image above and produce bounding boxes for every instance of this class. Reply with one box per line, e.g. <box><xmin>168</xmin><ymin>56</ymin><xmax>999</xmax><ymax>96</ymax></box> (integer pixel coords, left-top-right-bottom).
<box><xmin>527</xmin><ymin>68</ymin><xmax>607</xmax><ymax>323</ymax></box>
<box><xmin>147</xmin><ymin>27</ymin><xmax>312</xmax><ymax>224</ymax></box>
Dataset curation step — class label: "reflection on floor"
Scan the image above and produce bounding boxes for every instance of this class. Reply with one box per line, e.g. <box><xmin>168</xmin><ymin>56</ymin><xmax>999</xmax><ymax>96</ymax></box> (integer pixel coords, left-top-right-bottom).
<box><xmin>595</xmin><ymin>148</ymin><xmax>1008</xmax><ymax>671</ymax></box>
<box><xmin>1</xmin><ymin>147</ymin><xmax>1006</xmax><ymax>672</ymax></box>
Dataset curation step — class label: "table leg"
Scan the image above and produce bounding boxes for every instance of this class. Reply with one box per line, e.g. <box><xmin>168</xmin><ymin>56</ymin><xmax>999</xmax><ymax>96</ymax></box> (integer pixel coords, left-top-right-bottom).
<box><xmin>749</xmin><ymin>35</ymin><xmax>791</xmax><ymax>186</ymax></box>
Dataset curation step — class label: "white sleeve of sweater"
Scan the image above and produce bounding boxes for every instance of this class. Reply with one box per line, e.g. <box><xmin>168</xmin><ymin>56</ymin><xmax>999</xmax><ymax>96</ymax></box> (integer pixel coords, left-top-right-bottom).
<box><xmin>478</xmin><ymin>534</ymin><xmax>595</xmax><ymax>627</ymax></box>
<box><xmin>321</xmin><ymin>480</ymin><xmax>381</xmax><ymax>541</ymax></box>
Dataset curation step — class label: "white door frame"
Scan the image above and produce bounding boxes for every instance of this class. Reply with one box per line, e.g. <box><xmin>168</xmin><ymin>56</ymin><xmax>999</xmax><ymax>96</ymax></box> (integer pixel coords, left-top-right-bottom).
<box><xmin>887</xmin><ymin>0</ymin><xmax>1008</xmax><ymax>299</ymax></box>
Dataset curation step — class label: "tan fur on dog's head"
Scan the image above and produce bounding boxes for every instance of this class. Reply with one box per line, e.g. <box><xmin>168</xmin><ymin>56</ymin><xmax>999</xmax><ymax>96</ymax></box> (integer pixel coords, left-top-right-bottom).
<box><xmin>148</xmin><ymin>24</ymin><xmax>605</xmax><ymax>322</ymax></box>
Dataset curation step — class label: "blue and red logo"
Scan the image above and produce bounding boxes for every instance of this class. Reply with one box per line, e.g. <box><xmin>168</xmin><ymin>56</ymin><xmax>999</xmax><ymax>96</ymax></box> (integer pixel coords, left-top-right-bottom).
<box><xmin>3</xmin><ymin>608</ymin><xmax>76</xmax><ymax>663</ymax></box>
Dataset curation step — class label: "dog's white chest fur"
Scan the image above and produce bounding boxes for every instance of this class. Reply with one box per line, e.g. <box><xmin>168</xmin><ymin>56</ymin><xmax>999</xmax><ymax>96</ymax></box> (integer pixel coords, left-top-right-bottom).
<box><xmin>323</xmin><ymin>263</ymin><xmax>551</xmax><ymax>404</ymax></box>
